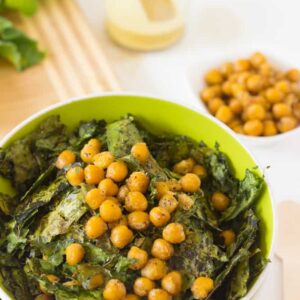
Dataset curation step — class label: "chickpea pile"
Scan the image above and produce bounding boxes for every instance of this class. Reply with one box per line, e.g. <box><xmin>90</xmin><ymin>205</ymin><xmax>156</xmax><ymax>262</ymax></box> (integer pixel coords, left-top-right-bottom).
<box><xmin>200</xmin><ymin>52</ymin><xmax>300</xmax><ymax>136</ymax></box>
<box><xmin>38</xmin><ymin>139</ymin><xmax>231</xmax><ymax>300</ymax></box>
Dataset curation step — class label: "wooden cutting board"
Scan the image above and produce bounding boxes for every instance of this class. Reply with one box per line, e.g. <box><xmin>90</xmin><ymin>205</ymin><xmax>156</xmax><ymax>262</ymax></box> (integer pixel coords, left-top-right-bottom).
<box><xmin>0</xmin><ymin>0</ymin><xmax>120</xmax><ymax>139</ymax></box>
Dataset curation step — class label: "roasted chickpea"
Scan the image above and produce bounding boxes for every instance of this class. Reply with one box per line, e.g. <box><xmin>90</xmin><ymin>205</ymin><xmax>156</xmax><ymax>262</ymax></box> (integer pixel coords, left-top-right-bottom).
<box><xmin>246</xmin><ymin>74</ymin><xmax>263</xmax><ymax>92</ymax></box>
<box><xmin>259</xmin><ymin>62</ymin><xmax>272</xmax><ymax>76</ymax></box>
<box><xmin>263</xmin><ymin>120</ymin><xmax>278</xmax><ymax>136</ymax></box>
<box><xmin>277</xmin><ymin>116</ymin><xmax>298</xmax><ymax>132</ymax></box>
<box><xmin>99</xmin><ymin>199</ymin><xmax>122</xmax><ymax>223</ymax></box>
<box><xmin>108</xmin><ymin>214</ymin><xmax>128</xmax><ymax>229</ymax></box>
<box><xmin>125</xmin><ymin>191</ymin><xmax>148</xmax><ymax>212</ymax></box>
<box><xmin>265</xmin><ymin>88</ymin><xmax>283</xmax><ymax>103</ymax></box>
<box><xmin>211</xmin><ymin>192</ymin><xmax>230</xmax><ymax>211</ymax></box>
<box><xmin>124</xmin><ymin>294</ymin><xmax>140</xmax><ymax>300</ymax></box>
<box><xmin>46</xmin><ymin>274</ymin><xmax>59</xmax><ymax>283</ymax></box>
<box><xmin>163</xmin><ymin>223</ymin><xmax>185</xmax><ymax>244</ymax></box>
<box><xmin>151</xmin><ymin>238</ymin><xmax>174</xmax><ymax>260</ymax></box>
<box><xmin>173</xmin><ymin>158</ymin><xmax>195</xmax><ymax>175</ymax></box>
<box><xmin>205</xmin><ymin>69</ymin><xmax>223</xmax><ymax>85</ymax></box>
<box><xmin>220</xmin><ymin>62</ymin><xmax>234</xmax><ymax>77</ymax></box>
<box><xmin>85</xmin><ymin>188</ymin><xmax>105</xmax><ymax>210</ymax></box>
<box><xmin>250</xmin><ymin>52</ymin><xmax>266</xmax><ymax>67</ymax></box>
<box><xmin>222</xmin><ymin>81</ymin><xmax>233</xmax><ymax>96</ymax></box>
<box><xmin>88</xmin><ymin>274</ymin><xmax>104</xmax><ymax>289</ymax></box>
<box><xmin>141</xmin><ymin>258</ymin><xmax>167</xmax><ymax>281</ymax></box>
<box><xmin>84</xmin><ymin>165</ymin><xmax>104</xmax><ymax>185</ymax></box>
<box><xmin>55</xmin><ymin>150</ymin><xmax>76</xmax><ymax>169</ymax></box>
<box><xmin>178</xmin><ymin>193</ymin><xmax>195</xmax><ymax>210</ymax></box>
<box><xmin>110</xmin><ymin>225</ymin><xmax>133</xmax><ymax>249</ymax></box>
<box><xmin>103</xmin><ymin>279</ymin><xmax>126</xmax><ymax>300</ymax></box>
<box><xmin>35</xmin><ymin>295</ymin><xmax>53</xmax><ymax>300</ymax></box>
<box><xmin>245</xmin><ymin>103</ymin><xmax>266</xmax><ymax>121</ymax></box>
<box><xmin>228</xmin><ymin>98</ymin><xmax>243</xmax><ymax>114</ymax></box>
<box><xmin>93</xmin><ymin>151</ymin><xmax>114</xmax><ymax>169</ymax></box>
<box><xmin>80</xmin><ymin>144</ymin><xmax>99</xmax><ymax>164</ymax></box>
<box><xmin>106</xmin><ymin>161</ymin><xmax>128</xmax><ymax>182</ymax></box>
<box><xmin>159</xmin><ymin>192</ymin><xmax>178</xmax><ymax>213</ymax></box>
<box><xmin>128</xmin><ymin>211</ymin><xmax>150</xmax><ymax>231</ymax></box>
<box><xmin>127</xmin><ymin>171</ymin><xmax>150</xmax><ymax>193</ymax></box>
<box><xmin>131</xmin><ymin>143</ymin><xmax>150</xmax><ymax>163</ymax></box>
<box><xmin>286</xmin><ymin>68</ymin><xmax>300</xmax><ymax>82</ymax></box>
<box><xmin>66</xmin><ymin>166</ymin><xmax>84</xmax><ymax>186</ymax></box>
<box><xmin>133</xmin><ymin>277</ymin><xmax>155</xmax><ymax>297</ymax></box>
<box><xmin>65</xmin><ymin>243</ymin><xmax>85</xmax><ymax>266</ymax></box>
<box><xmin>191</xmin><ymin>165</ymin><xmax>207</xmax><ymax>179</ymax></box>
<box><xmin>155</xmin><ymin>182</ymin><xmax>169</xmax><ymax>199</ymax></box>
<box><xmin>201</xmin><ymin>86</ymin><xmax>222</xmax><ymax>102</ymax></box>
<box><xmin>149</xmin><ymin>207</ymin><xmax>170</xmax><ymax>227</ymax></box>
<box><xmin>117</xmin><ymin>185</ymin><xmax>129</xmax><ymax>202</ymax></box>
<box><xmin>272</xmin><ymin>103</ymin><xmax>292</xmax><ymax>119</ymax></box>
<box><xmin>161</xmin><ymin>271</ymin><xmax>182</xmax><ymax>295</ymax></box>
<box><xmin>191</xmin><ymin>277</ymin><xmax>214</xmax><ymax>300</ymax></box>
<box><xmin>234</xmin><ymin>59</ymin><xmax>250</xmax><ymax>72</ymax></box>
<box><xmin>179</xmin><ymin>173</ymin><xmax>201</xmax><ymax>193</ymax></box>
<box><xmin>293</xmin><ymin>102</ymin><xmax>300</xmax><ymax>120</ymax></box>
<box><xmin>220</xmin><ymin>229</ymin><xmax>236</xmax><ymax>246</ymax></box>
<box><xmin>215</xmin><ymin>105</ymin><xmax>234</xmax><ymax>124</ymax></box>
<box><xmin>148</xmin><ymin>289</ymin><xmax>171</xmax><ymax>300</ymax></box>
<box><xmin>85</xmin><ymin>216</ymin><xmax>107</xmax><ymax>239</ymax></box>
<box><xmin>98</xmin><ymin>178</ymin><xmax>119</xmax><ymax>196</ymax></box>
<box><xmin>275</xmin><ymin>80</ymin><xmax>291</xmax><ymax>94</ymax></box>
<box><xmin>128</xmin><ymin>246</ymin><xmax>149</xmax><ymax>270</ymax></box>
<box><xmin>208</xmin><ymin>98</ymin><xmax>225</xmax><ymax>115</ymax></box>
<box><xmin>243</xmin><ymin>119</ymin><xmax>264</xmax><ymax>136</ymax></box>
<box><xmin>233</xmin><ymin>124</ymin><xmax>244</xmax><ymax>134</ymax></box>
<box><xmin>87</xmin><ymin>138</ymin><xmax>101</xmax><ymax>150</ymax></box>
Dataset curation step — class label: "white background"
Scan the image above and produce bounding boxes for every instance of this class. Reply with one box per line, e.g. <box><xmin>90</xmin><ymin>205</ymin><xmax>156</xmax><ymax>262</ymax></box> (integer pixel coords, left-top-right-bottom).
<box><xmin>76</xmin><ymin>1</ymin><xmax>300</xmax><ymax>298</ymax></box>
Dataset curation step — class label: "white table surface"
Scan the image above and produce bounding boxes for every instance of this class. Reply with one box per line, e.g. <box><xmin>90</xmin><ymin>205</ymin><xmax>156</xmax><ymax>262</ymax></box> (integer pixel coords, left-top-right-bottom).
<box><xmin>76</xmin><ymin>1</ymin><xmax>300</xmax><ymax>299</ymax></box>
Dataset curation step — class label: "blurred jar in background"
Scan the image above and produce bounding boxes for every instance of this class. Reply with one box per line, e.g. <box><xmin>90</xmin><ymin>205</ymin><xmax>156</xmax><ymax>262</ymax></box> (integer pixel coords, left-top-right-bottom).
<box><xmin>105</xmin><ymin>0</ymin><xmax>185</xmax><ymax>51</ymax></box>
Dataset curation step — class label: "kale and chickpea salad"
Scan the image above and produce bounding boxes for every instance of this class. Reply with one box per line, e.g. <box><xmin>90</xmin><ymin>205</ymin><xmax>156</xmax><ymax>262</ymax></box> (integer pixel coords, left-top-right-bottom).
<box><xmin>0</xmin><ymin>115</ymin><xmax>267</xmax><ymax>300</ymax></box>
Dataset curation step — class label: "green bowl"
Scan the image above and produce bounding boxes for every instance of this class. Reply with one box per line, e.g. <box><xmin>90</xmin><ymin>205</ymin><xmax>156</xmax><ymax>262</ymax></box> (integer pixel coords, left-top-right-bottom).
<box><xmin>0</xmin><ymin>94</ymin><xmax>274</xmax><ymax>299</ymax></box>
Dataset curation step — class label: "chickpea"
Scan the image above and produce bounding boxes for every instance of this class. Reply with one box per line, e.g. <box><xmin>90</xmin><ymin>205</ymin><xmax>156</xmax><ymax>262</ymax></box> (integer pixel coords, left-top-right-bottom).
<box><xmin>88</xmin><ymin>274</ymin><xmax>104</xmax><ymax>289</ymax></box>
<box><xmin>98</xmin><ymin>178</ymin><xmax>119</xmax><ymax>196</ymax></box>
<box><xmin>99</xmin><ymin>199</ymin><xmax>122</xmax><ymax>223</ymax></box>
<box><xmin>125</xmin><ymin>191</ymin><xmax>148</xmax><ymax>212</ymax></box>
<box><xmin>222</xmin><ymin>81</ymin><xmax>233</xmax><ymax>96</ymax></box>
<box><xmin>259</xmin><ymin>62</ymin><xmax>272</xmax><ymax>77</ymax></box>
<box><xmin>220</xmin><ymin>62</ymin><xmax>234</xmax><ymax>77</ymax></box>
<box><xmin>35</xmin><ymin>295</ymin><xmax>53</xmax><ymax>300</ymax></box>
<box><xmin>87</xmin><ymin>138</ymin><xmax>101</xmax><ymax>150</ymax></box>
<box><xmin>155</xmin><ymin>181</ymin><xmax>169</xmax><ymax>199</ymax></box>
<box><xmin>208</xmin><ymin>98</ymin><xmax>225</xmax><ymax>115</ymax></box>
<box><xmin>128</xmin><ymin>211</ymin><xmax>150</xmax><ymax>231</ymax></box>
<box><xmin>215</xmin><ymin>105</ymin><xmax>234</xmax><ymax>124</ymax></box>
<box><xmin>161</xmin><ymin>271</ymin><xmax>182</xmax><ymax>295</ymax></box>
<box><xmin>167</xmin><ymin>180</ymin><xmax>182</xmax><ymax>191</ymax></box>
<box><xmin>108</xmin><ymin>214</ymin><xmax>128</xmax><ymax>229</ymax></box>
<box><xmin>220</xmin><ymin>229</ymin><xmax>236</xmax><ymax>246</ymax></box>
<box><xmin>159</xmin><ymin>192</ymin><xmax>178</xmax><ymax>213</ymax></box>
<box><xmin>85</xmin><ymin>216</ymin><xmax>107</xmax><ymax>239</ymax></box>
<box><xmin>211</xmin><ymin>192</ymin><xmax>230</xmax><ymax>211</ymax></box>
<box><xmin>245</xmin><ymin>104</ymin><xmax>266</xmax><ymax>121</ymax></box>
<box><xmin>277</xmin><ymin>116</ymin><xmax>298</xmax><ymax>132</ymax></box>
<box><xmin>163</xmin><ymin>223</ymin><xmax>185</xmax><ymax>244</ymax></box>
<box><xmin>148</xmin><ymin>289</ymin><xmax>171</xmax><ymax>300</ymax></box>
<box><xmin>272</xmin><ymin>103</ymin><xmax>292</xmax><ymax>119</ymax></box>
<box><xmin>233</xmin><ymin>124</ymin><xmax>244</xmax><ymax>134</ymax></box>
<box><xmin>128</xmin><ymin>246</ymin><xmax>149</xmax><ymax>270</ymax></box>
<box><xmin>234</xmin><ymin>59</ymin><xmax>250</xmax><ymax>72</ymax></box>
<box><xmin>127</xmin><ymin>171</ymin><xmax>150</xmax><ymax>193</ymax></box>
<box><xmin>103</xmin><ymin>279</ymin><xmax>126</xmax><ymax>300</ymax></box>
<box><xmin>285</xmin><ymin>93</ymin><xmax>299</xmax><ymax>106</ymax></box>
<box><xmin>65</xmin><ymin>243</ymin><xmax>85</xmax><ymax>266</ymax></box>
<box><xmin>151</xmin><ymin>238</ymin><xmax>174</xmax><ymax>260</ymax></box>
<box><xmin>46</xmin><ymin>274</ymin><xmax>59</xmax><ymax>283</ymax></box>
<box><xmin>293</xmin><ymin>102</ymin><xmax>300</xmax><ymax>120</ymax></box>
<box><xmin>263</xmin><ymin>120</ymin><xmax>278</xmax><ymax>136</ymax></box>
<box><xmin>141</xmin><ymin>258</ymin><xmax>167</xmax><ymax>280</ymax></box>
<box><xmin>131</xmin><ymin>143</ymin><xmax>150</xmax><ymax>163</ymax></box>
<box><xmin>243</xmin><ymin>119</ymin><xmax>264</xmax><ymax>136</ymax></box>
<box><xmin>178</xmin><ymin>193</ymin><xmax>195</xmax><ymax>210</ymax></box>
<box><xmin>201</xmin><ymin>86</ymin><xmax>221</xmax><ymax>102</ymax></box>
<box><xmin>286</xmin><ymin>68</ymin><xmax>300</xmax><ymax>82</ymax></box>
<box><xmin>173</xmin><ymin>158</ymin><xmax>195</xmax><ymax>175</ymax></box>
<box><xmin>205</xmin><ymin>69</ymin><xmax>223</xmax><ymax>85</ymax></box>
<box><xmin>133</xmin><ymin>277</ymin><xmax>155</xmax><ymax>297</ymax></box>
<box><xmin>149</xmin><ymin>207</ymin><xmax>170</xmax><ymax>227</ymax></box>
<box><xmin>229</xmin><ymin>99</ymin><xmax>243</xmax><ymax>114</ymax></box>
<box><xmin>106</xmin><ymin>161</ymin><xmax>128</xmax><ymax>182</ymax></box>
<box><xmin>265</xmin><ymin>88</ymin><xmax>283</xmax><ymax>103</ymax></box>
<box><xmin>236</xmin><ymin>72</ymin><xmax>251</xmax><ymax>85</ymax></box>
<box><xmin>55</xmin><ymin>150</ymin><xmax>76</xmax><ymax>169</ymax></box>
<box><xmin>84</xmin><ymin>165</ymin><xmax>104</xmax><ymax>185</ymax></box>
<box><xmin>275</xmin><ymin>80</ymin><xmax>291</xmax><ymax>94</ymax></box>
<box><xmin>124</xmin><ymin>295</ymin><xmax>140</xmax><ymax>300</ymax></box>
<box><xmin>179</xmin><ymin>173</ymin><xmax>201</xmax><ymax>193</ymax></box>
<box><xmin>250</xmin><ymin>52</ymin><xmax>266</xmax><ymax>68</ymax></box>
<box><xmin>93</xmin><ymin>151</ymin><xmax>114</xmax><ymax>169</ymax></box>
<box><xmin>80</xmin><ymin>144</ymin><xmax>99</xmax><ymax>164</ymax></box>
<box><xmin>85</xmin><ymin>188</ymin><xmax>105</xmax><ymax>210</ymax></box>
<box><xmin>110</xmin><ymin>225</ymin><xmax>133</xmax><ymax>248</ymax></box>
<box><xmin>228</xmin><ymin>119</ymin><xmax>241</xmax><ymax>130</ymax></box>
<box><xmin>66</xmin><ymin>166</ymin><xmax>84</xmax><ymax>186</ymax></box>
<box><xmin>246</xmin><ymin>74</ymin><xmax>263</xmax><ymax>92</ymax></box>
<box><xmin>117</xmin><ymin>185</ymin><xmax>129</xmax><ymax>202</ymax></box>
<box><xmin>191</xmin><ymin>277</ymin><xmax>214</xmax><ymax>300</ymax></box>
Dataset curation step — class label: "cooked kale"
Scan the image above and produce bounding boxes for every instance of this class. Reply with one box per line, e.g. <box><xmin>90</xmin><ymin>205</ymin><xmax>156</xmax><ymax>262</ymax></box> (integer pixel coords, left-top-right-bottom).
<box><xmin>0</xmin><ymin>115</ymin><xmax>268</xmax><ymax>299</ymax></box>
